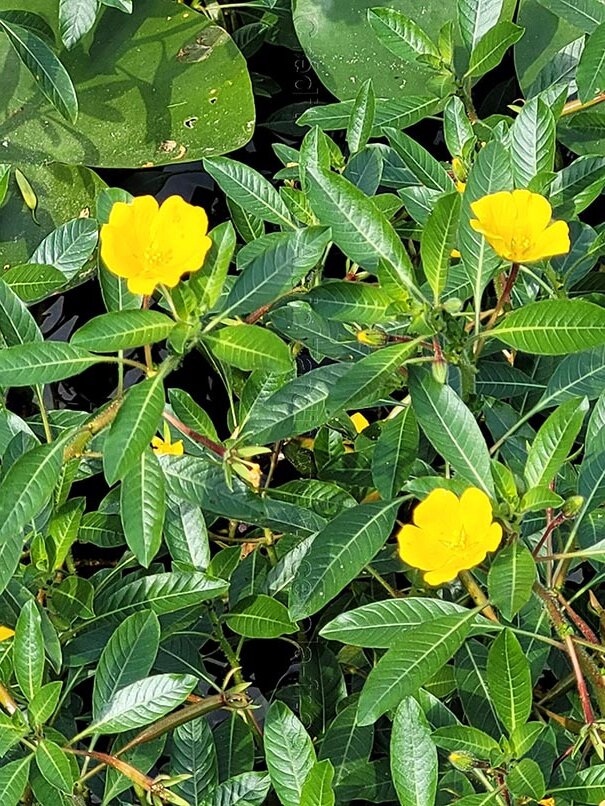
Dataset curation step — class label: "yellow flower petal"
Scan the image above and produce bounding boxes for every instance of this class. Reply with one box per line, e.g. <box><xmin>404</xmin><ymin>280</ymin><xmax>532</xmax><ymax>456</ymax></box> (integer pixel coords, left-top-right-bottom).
<box><xmin>100</xmin><ymin>195</ymin><xmax>212</xmax><ymax>295</ymax></box>
<box><xmin>151</xmin><ymin>435</ymin><xmax>184</xmax><ymax>456</ymax></box>
<box><xmin>460</xmin><ymin>487</ymin><xmax>493</xmax><ymax>538</ymax></box>
<box><xmin>0</xmin><ymin>626</ymin><xmax>15</xmax><ymax>642</ymax></box>
<box><xmin>469</xmin><ymin>189</ymin><xmax>570</xmax><ymax>264</ymax></box>
<box><xmin>350</xmin><ymin>412</ymin><xmax>370</xmax><ymax>433</ymax></box>
<box><xmin>397</xmin><ymin>525</ymin><xmax>447</xmax><ymax>571</ymax></box>
<box><xmin>414</xmin><ymin>488</ymin><xmax>461</xmax><ymax>536</ymax></box>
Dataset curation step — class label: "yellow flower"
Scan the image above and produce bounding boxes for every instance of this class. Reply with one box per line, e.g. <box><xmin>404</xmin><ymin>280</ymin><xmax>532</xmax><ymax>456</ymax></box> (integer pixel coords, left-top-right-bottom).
<box><xmin>455</xmin><ymin>180</ymin><xmax>466</xmax><ymax>193</ymax></box>
<box><xmin>538</xmin><ymin>799</ymin><xmax>555</xmax><ymax>806</ymax></box>
<box><xmin>397</xmin><ymin>487</ymin><xmax>502</xmax><ymax>586</ymax></box>
<box><xmin>100</xmin><ymin>195</ymin><xmax>212</xmax><ymax>295</ymax></box>
<box><xmin>350</xmin><ymin>412</ymin><xmax>370</xmax><ymax>433</ymax></box>
<box><xmin>0</xmin><ymin>626</ymin><xmax>14</xmax><ymax>642</ymax></box>
<box><xmin>151</xmin><ymin>426</ymin><xmax>184</xmax><ymax>456</ymax></box>
<box><xmin>470</xmin><ymin>189</ymin><xmax>570</xmax><ymax>263</ymax></box>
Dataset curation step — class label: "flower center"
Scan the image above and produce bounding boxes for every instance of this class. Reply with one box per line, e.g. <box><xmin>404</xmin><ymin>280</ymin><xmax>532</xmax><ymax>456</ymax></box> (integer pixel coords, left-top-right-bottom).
<box><xmin>144</xmin><ymin>247</ymin><xmax>171</xmax><ymax>268</ymax></box>
<box><xmin>440</xmin><ymin>528</ymin><xmax>468</xmax><ymax>551</ymax></box>
<box><xmin>510</xmin><ymin>236</ymin><xmax>532</xmax><ymax>257</ymax></box>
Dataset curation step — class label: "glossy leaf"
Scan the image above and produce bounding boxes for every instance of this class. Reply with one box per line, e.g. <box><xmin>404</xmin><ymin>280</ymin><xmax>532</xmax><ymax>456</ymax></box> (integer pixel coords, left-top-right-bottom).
<box><xmin>371</xmin><ymin>406</ymin><xmax>418</xmax><ymax>499</ymax></box>
<box><xmin>103</xmin><ymin>374</ymin><xmax>166</xmax><ymax>484</ymax></box>
<box><xmin>31</xmin><ymin>218</ymin><xmax>98</xmax><ymax>279</ymax></box>
<box><xmin>227</xmin><ymin>595</ymin><xmax>298</xmax><ymax>638</ymax></box>
<box><xmin>203</xmin><ymin>324</ymin><xmax>293</xmax><ymax>374</ymax></box>
<box><xmin>525</xmin><ymin>397</ymin><xmax>588</xmax><ymax>488</ymax></box>
<box><xmin>347</xmin><ymin>78</ymin><xmax>375</xmax><ymax>154</ymax></box>
<box><xmin>409</xmin><ymin>368</ymin><xmax>494</xmax><ymax>495</ymax></box>
<box><xmin>390</xmin><ymin>697</ymin><xmax>438</xmax><ymax>806</ymax></box>
<box><xmin>71</xmin><ymin>310</ymin><xmax>175</xmax><ymax>352</ymax></box>
<box><xmin>14</xmin><ymin>599</ymin><xmax>44</xmax><ymax>701</ymax></box>
<box><xmin>120</xmin><ymin>449</ymin><xmax>166</xmax><ymax>568</ymax></box>
<box><xmin>421</xmin><ymin>190</ymin><xmax>461</xmax><ymax>302</ymax></box>
<box><xmin>264</xmin><ymin>701</ymin><xmax>316</xmax><ymax>806</ymax></box>
<box><xmin>35</xmin><ymin>740</ymin><xmax>73</xmax><ymax>794</ymax></box>
<box><xmin>171</xmin><ymin>716</ymin><xmax>218</xmax><ymax>805</ymax></box>
<box><xmin>0</xmin><ymin>756</ymin><xmax>31</xmax><ymax>806</ymax></box>
<box><xmin>487</xmin><ymin>629</ymin><xmax>532</xmax><ymax>734</ymax></box>
<box><xmin>367</xmin><ymin>8</ymin><xmax>439</xmax><ymax>61</ymax></box>
<box><xmin>458</xmin><ymin>0</ymin><xmax>505</xmax><ymax>51</ymax></box>
<box><xmin>93</xmin><ymin>611</ymin><xmax>160</xmax><ymax>720</ymax></box>
<box><xmin>466</xmin><ymin>22</ymin><xmax>525</xmax><ymax>78</ymax></box>
<box><xmin>300</xmin><ymin>760</ymin><xmax>335</xmax><ymax>806</ymax></box>
<box><xmin>289</xmin><ymin>500</ymin><xmax>399</xmax><ymax>620</ymax></box>
<box><xmin>0</xmin><ymin>341</ymin><xmax>99</xmax><ymax>387</ymax></box>
<box><xmin>488</xmin><ymin>543</ymin><xmax>536</xmax><ymax>621</ymax></box>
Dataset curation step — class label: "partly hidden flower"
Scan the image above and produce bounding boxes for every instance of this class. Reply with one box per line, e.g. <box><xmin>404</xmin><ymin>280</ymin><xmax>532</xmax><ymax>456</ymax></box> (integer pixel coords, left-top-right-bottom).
<box><xmin>470</xmin><ymin>189</ymin><xmax>570</xmax><ymax>263</ymax></box>
<box><xmin>350</xmin><ymin>412</ymin><xmax>370</xmax><ymax>433</ymax></box>
<box><xmin>397</xmin><ymin>487</ymin><xmax>502</xmax><ymax>586</ymax></box>
<box><xmin>100</xmin><ymin>195</ymin><xmax>212</xmax><ymax>295</ymax></box>
<box><xmin>152</xmin><ymin>424</ymin><xmax>184</xmax><ymax>456</ymax></box>
<box><xmin>0</xmin><ymin>626</ymin><xmax>14</xmax><ymax>642</ymax></box>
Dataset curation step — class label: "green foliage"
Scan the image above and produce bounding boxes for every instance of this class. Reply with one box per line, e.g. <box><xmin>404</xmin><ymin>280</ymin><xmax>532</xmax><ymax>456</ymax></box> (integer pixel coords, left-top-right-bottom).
<box><xmin>0</xmin><ymin>0</ymin><xmax>604</xmax><ymax>803</ymax></box>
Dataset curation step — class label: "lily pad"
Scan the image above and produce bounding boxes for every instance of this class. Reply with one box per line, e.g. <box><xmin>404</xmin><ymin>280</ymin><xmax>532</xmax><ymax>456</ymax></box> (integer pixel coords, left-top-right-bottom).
<box><xmin>0</xmin><ymin>163</ymin><xmax>105</xmax><ymax>268</ymax></box>
<box><xmin>0</xmin><ymin>0</ymin><xmax>255</xmax><ymax>168</ymax></box>
<box><xmin>292</xmin><ymin>0</ymin><xmax>457</xmax><ymax>100</ymax></box>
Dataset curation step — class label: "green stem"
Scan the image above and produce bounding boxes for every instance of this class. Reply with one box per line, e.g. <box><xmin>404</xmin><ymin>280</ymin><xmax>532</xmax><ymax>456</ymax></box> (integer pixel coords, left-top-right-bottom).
<box><xmin>365</xmin><ymin>564</ymin><xmax>400</xmax><ymax>598</ymax></box>
<box><xmin>35</xmin><ymin>386</ymin><xmax>52</xmax><ymax>443</ymax></box>
<box><xmin>209</xmin><ymin>609</ymin><xmax>245</xmax><ymax>686</ymax></box>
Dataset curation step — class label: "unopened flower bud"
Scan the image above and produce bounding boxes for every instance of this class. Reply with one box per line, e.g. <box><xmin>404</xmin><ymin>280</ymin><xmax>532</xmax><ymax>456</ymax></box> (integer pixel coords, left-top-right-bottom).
<box><xmin>563</xmin><ymin>495</ymin><xmax>584</xmax><ymax>517</ymax></box>
<box><xmin>442</xmin><ymin>297</ymin><xmax>463</xmax><ymax>314</ymax></box>
<box><xmin>448</xmin><ymin>750</ymin><xmax>476</xmax><ymax>771</ymax></box>
<box><xmin>452</xmin><ymin>157</ymin><xmax>468</xmax><ymax>183</ymax></box>
<box><xmin>432</xmin><ymin>358</ymin><xmax>448</xmax><ymax>385</ymax></box>
<box><xmin>356</xmin><ymin>329</ymin><xmax>387</xmax><ymax>347</ymax></box>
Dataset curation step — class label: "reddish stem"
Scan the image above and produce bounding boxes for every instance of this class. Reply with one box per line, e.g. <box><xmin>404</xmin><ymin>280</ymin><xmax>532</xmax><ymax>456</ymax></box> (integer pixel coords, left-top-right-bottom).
<box><xmin>163</xmin><ymin>410</ymin><xmax>226</xmax><ymax>457</ymax></box>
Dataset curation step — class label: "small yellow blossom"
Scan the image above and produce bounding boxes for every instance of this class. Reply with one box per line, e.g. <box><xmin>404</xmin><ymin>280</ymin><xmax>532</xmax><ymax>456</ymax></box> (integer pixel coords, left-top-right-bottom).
<box><xmin>451</xmin><ymin>248</ymin><xmax>461</xmax><ymax>259</ymax></box>
<box><xmin>538</xmin><ymin>799</ymin><xmax>555</xmax><ymax>806</ymax></box>
<box><xmin>350</xmin><ymin>412</ymin><xmax>370</xmax><ymax>433</ymax></box>
<box><xmin>470</xmin><ymin>189</ymin><xmax>570</xmax><ymax>263</ymax></box>
<box><xmin>397</xmin><ymin>487</ymin><xmax>502</xmax><ymax>586</ymax></box>
<box><xmin>0</xmin><ymin>626</ymin><xmax>14</xmax><ymax>642</ymax></box>
<box><xmin>100</xmin><ymin>195</ymin><xmax>212</xmax><ymax>295</ymax></box>
<box><xmin>151</xmin><ymin>425</ymin><xmax>184</xmax><ymax>456</ymax></box>
<box><xmin>455</xmin><ymin>180</ymin><xmax>466</xmax><ymax>193</ymax></box>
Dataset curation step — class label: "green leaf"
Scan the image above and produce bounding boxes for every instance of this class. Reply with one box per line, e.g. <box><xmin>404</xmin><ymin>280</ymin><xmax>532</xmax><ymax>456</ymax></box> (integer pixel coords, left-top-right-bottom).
<box><xmin>459</xmin><ymin>139</ymin><xmax>511</xmax><ymax>302</ymax></box>
<box><xmin>385</xmin><ymin>128</ymin><xmax>453</xmax><ymax>191</ymax></box>
<box><xmin>203</xmin><ymin>324</ymin><xmax>292</xmax><ymax>374</ymax></box>
<box><xmin>487</xmin><ymin>629</ymin><xmax>532</xmax><ymax>734</ymax></box>
<box><xmin>0</xmin><ymin>16</ymin><xmax>77</xmax><ymax>122</ymax></box>
<box><xmin>300</xmin><ymin>760</ymin><xmax>335</xmax><ymax>806</ymax></box>
<box><xmin>577</xmin><ymin>20</ymin><xmax>605</xmax><ymax>102</ymax></box>
<box><xmin>103</xmin><ymin>733</ymin><xmax>166</xmax><ymax>804</ymax></box>
<box><xmin>223</xmin><ymin>227</ymin><xmax>331</xmax><ymax>317</ymax></box>
<box><xmin>298</xmin><ymin>96</ymin><xmax>444</xmax><ymax>135</ymax></box>
<box><xmin>165</xmin><ymin>498</ymin><xmax>210</xmax><ymax>571</ymax></box>
<box><xmin>204</xmin><ymin>156</ymin><xmax>294</xmax><ymax>229</ymax></box>
<box><xmin>510</xmin><ymin>97</ymin><xmax>556</xmax><ymax>185</ymax></box>
<box><xmin>14</xmin><ymin>598</ymin><xmax>44</xmax><ymax>701</ymax></box>
<box><xmin>305</xmin><ymin>282</ymin><xmax>392</xmax><ymax>325</ymax></box>
<box><xmin>458</xmin><ymin>0</ymin><xmax>505</xmax><ymax>52</ymax></box>
<box><xmin>318</xmin><ymin>703</ymin><xmax>373</xmax><ymax>780</ymax></box>
<box><xmin>444</xmin><ymin>96</ymin><xmax>476</xmax><ymax>157</ymax></box>
<box><xmin>206</xmin><ymin>772</ymin><xmax>271</xmax><ymax>806</ymax></box>
<box><xmin>409</xmin><ymin>368</ymin><xmax>495</xmax><ymax>495</ymax></box>
<box><xmin>371</xmin><ymin>406</ymin><xmax>418</xmax><ymax>499</ymax></box>
<box><xmin>0</xmin><ymin>440</ymin><xmax>66</xmax><ymax>593</ymax></box>
<box><xmin>169</xmin><ymin>388</ymin><xmax>219</xmax><ymax>443</ymax></box>
<box><xmin>0</xmin><ymin>756</ymin><xmax>31</xmax><ymax>806</ymax></box>
<box><xmin>0</xmin><ymin>2</ymin><xmax>254</xmax><ymax>168</ymax></box>
<box><xmin>320</xmin><ymin>598</ymin><xmax>474</xmax><ymax>647</ymax></box>
<box><xmin>305</xmin><ymin>162</ymin><xmax>418</xmax><ymax>299</ymax></box>
<box><xmin>289</xmin><ymin>500</ymin><xmax>399</xmax><ymax>620</ymax></box>
<box><xmin>95</xmin><ymin>571</ymin><xmax>228</xmax><ymax>619</ymax></box>
<box><xmin>103</xmin><ymin>373</ymin><xmax>165</xmax><ymax>484</ymax></box>
<box><xmin>506</xmin><ymin>758</ymin><xmax>545</xmax><ymax>800</ymax></box>
<box><xmin>357</xmin><ymin>610</ymin><xmax>475</xmax><ymax>725</ymax></box>
<box><xmin>71</xmin><ymin>310</ymin><xmax>175</xmax><ymax>352</ymax></box>
<box><xmin>488</xmin><ymin>543</ymin><xmax>536</xmax><ymax>621</ymax></box>
<box><xmin>421</xmin><ymin>190</ymin><xmax>461</xmax><ymax>303</ymax></box>
<box><xmin>264</xmin><ymin>701</ymin><xmax>316</xmax><ymax>806</ymax></box>
<box><xmin>189</xmin><ymin>221</ymin><xmax>236</xmax><ymax>312</ymax></box>
<box><xmin>550</xmin><ymin>764</ymin><xmax>605</xmax><ymax>802</ymax></box>
<box><xmin>93</xmin><ymin>610</ymin><xmax>160</xmax><ymax>719</ymax></box>
<box><xmin>538</xmin><ymin>345</ymin><xmax>605</xmax><ymax>408</ymax></box>
<box><xmin>0</xmin><ymin>341</ymin><xmax>99</xmax><ymax>386</ymax></box>
<box><xmin>31</xmin><ymin>217</ymin><xmax>98</xmax><ymax>279</ymax></box>
<box><xmin>2</xmin><ymin>264</ymin><xmax>66</xmax><ymax>303</ymax></box>
<box><xmin>58</xmin><ymin>0</ymin><xmax>98</xmax><ymax>49</ymax></box>
<box><xmin>525</xmin><ymin>396</ymin><xmax>588</xmax><ymax>488</ymax></box>
<box><xmin>367</xmin><ymin>8</ymin><xmax>440</xmax><ymax>61</ymax></box>
<box><xmin>51</xmin><ymin>576</ymin><xmax>94</xmax><ymax>621</ymax></box>
<box><xmin>492</xmin><ymin>299</ymin><xmax>605</xmax><ymax>355</ymax></box>
<box><xmin>171</xmin><ymin>717</ymin><xmax>218</xmax><ymax>805</ymax></box>
<box><xmin>465</xmin><ymin>21</ymin><xmax>525</xmax><ymax>78</ymax></box>
<box><xmin>535</xmin><ymin>0</ymin><xmax>605</xmax><ymax>33</ymax></box>
<box><xmin>48</xmin><ymin>497</ymin><xmax>84</xmax><ymax>570</ymax></box>
<box><xmin>432</xmin><ymin>725</ymin><xmax>500</xmax><ymax>758</ymax></box>
<box><xmin>215</xmin><ymin>715</ymin><xmax>254</xmax><ymax>783</ymax></box>
<box><xmin>120</xmin><ymin>449</ymin><xmax>165</xmax><ymax>568</ymax></box>
<box><xmin>35</xmin><ymin>740</ymin><xmax>74</xmax><ymax>794</ymax></box>
<box><xmin>327</xmin><ymin>341</ymin><xmax>418</xmax><ymax>413</ymax></box>
<box><xmin>390</xmin><ymin>697</ymin><xmax>438</xmax><ymax>806</ymax></box>
<box><xmin>88</xmin><ymin>673</ymin><xmax>197</xmax><ymax>735</ymax></box>
<box><xmin>0</xmin><ymin>276</ymin><xmax>42</xmax><ymax>346</ymax></box>
<box><xmin>347</xmin><ymin>79</ymin><xmax>375</xmax><ymax>155</ymax></box>
<box><xmin>28</xmin><ymin>681</ymin><xmax>62</xmax><ymax>727</ymax></box>
<box><xmin>227</xmin><ymin>595</ymin><xmax>298</xmax><ymax>638</ymax></box>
